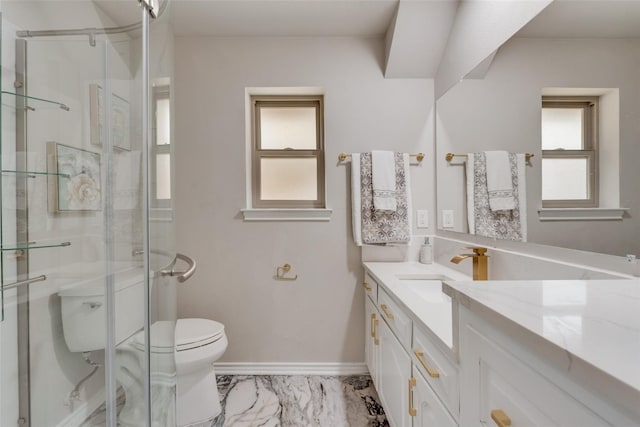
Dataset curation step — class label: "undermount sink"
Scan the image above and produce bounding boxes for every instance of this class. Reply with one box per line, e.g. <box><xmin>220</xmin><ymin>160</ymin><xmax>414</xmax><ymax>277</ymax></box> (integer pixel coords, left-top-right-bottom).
<box><xmin>395</xmin><ymin>273</ymin><xmax>452</xmax><ymax>282</ymax></box>
<box><xmin>396</xmin><ymin>276</ymin><xmax>452</xmax><ymax>304</ymax></box>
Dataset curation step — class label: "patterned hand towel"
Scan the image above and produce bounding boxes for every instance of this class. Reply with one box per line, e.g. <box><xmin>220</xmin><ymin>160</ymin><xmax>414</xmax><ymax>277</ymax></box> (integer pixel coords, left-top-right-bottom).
<box><xmin>485</xmin><ymin>150</ymin><xmax>515</xmax><ymax>211</ymax></box>
<box><xmin>357</xmin><ymin>152</ymin><xmax>411</xmax><ymax>245</ymax></box>
<box><xmin>466</xmin><ymin>152</ymin><xmax>527</xmax><ymax>242</ymax></box>
<box><xmin>371</xmin><ymin>150</ymin><xmax>397</xmax><ymax>212</ymax></box>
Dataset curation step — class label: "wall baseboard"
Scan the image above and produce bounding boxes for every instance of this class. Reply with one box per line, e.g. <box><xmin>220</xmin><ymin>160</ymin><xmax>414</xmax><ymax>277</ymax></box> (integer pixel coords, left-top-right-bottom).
<box><xmin>56</xmin><ymin>388</ymin><xmax>105</xmax><ymax>427</ymax></box>
<box><xmin>214</xmin><ymin>362</ymin><xmax>368</xmax><ymax>376</ymax></box>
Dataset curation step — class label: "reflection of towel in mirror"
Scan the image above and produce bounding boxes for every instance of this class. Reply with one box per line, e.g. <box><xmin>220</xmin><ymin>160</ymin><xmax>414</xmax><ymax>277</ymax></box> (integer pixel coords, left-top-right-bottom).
<box><xmin>485</xmin><ymin>150</ymin><xmax>515</xmax><ymax>211</ymax></box>
<box><xmin>372</xmin><ymin>150</ymin><xmax>397</xmax><ymax>212</ymax></box>
<box><xmin>114</xmin><ymin>150</ymin><xmax>141</xmax><ymax>210</ymax></box>
<box><xmin>466</xmin><ymin>152</ymin><xmax>527</xmax><ymax>242</ymax></box>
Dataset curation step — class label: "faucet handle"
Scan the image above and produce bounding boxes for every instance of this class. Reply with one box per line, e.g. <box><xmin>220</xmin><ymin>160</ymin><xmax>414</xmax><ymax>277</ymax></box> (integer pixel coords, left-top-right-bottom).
<box><xmin>463</xmin><ymin>246</ymin><xmax>488</xmax><ymax>256</ymax></box>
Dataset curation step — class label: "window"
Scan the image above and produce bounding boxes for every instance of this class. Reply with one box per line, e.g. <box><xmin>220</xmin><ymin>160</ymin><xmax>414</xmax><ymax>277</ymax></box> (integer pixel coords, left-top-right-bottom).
<box><xmin>152</xmin><ymin>85</ymin><xmax>171</xmax><ymax>209</ymax></box>
<box><xmin>251</xmin><ymin>95</ymin><xmax>325</xmax><ymax>208</ymax></box>
<box><xmin>541</xmin><ymin>96</ymin><xmax>598</xmax><ymax>208</ymax></box>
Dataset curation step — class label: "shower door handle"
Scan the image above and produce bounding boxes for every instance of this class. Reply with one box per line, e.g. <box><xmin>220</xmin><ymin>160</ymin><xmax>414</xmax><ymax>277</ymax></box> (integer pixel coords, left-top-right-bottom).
<box><xmin>160</xmin><ymin>253</ymin><xmax>196</xmax><ymax>283</ymax></box>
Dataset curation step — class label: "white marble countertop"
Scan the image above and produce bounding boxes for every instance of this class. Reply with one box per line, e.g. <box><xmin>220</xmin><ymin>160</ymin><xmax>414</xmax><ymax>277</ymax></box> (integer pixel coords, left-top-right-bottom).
<box><xmin>443</xmin><ymin>279</ymin><xmax>640</xmax><ymax>396</ymax></box>
<box><xmin>363</xmin><ymin>261</ymin><xmax>471</xmax><ymax>350</ymax></box>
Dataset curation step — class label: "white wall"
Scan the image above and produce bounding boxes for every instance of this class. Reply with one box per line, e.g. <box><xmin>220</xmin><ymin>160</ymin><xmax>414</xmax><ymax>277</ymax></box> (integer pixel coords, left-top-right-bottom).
<box><xmin>175</xmin><ymin>36</ymin><xmax>434</xmax><ymax>364</ymax></box>
<box><xmin>436</xmin><ymin>37</ymin><xmax>640</xmax><ymax>258</ymax></box>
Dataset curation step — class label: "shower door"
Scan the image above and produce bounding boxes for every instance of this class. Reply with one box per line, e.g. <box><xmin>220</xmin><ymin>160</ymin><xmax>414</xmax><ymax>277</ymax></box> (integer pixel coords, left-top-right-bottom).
<box><xmin>0</xmin><ymin>1</ymin><xmax>178</xmax><ymax>426</ymax></box>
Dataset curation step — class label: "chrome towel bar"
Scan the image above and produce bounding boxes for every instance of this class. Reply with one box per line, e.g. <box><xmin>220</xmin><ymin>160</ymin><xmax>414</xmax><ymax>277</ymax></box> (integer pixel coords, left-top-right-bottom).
<box><xmin>3</xmin><ymin>275</ymin><xmax>46</xmax><ymax>291</ymax></box>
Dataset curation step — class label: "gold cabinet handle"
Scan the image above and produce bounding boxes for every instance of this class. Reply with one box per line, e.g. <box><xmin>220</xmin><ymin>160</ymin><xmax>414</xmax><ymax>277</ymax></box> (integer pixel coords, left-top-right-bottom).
<box><xmin>370</xmin><ymin>313</ymin><xmax>376</xmax><ymax>338</ymax></box>
<box><xmin>408</xmin><ymin>377</ymin><xmax>417</xmax><ymax>417</ymax></box>
<box><xmin>380</xmin><ymin>304</ymin><xmax>394</xmax><ymax>319</ymax></box>
<box><xmin>362</xmin><ymin>282</ymin><xmax>372</xmax><ymax>291</ymax></box>
<box><xmin>374</xmin><ymin>318</ymin><xmax>379</xmax><ymax>345</ymax></box>
<box><xmin>413</xmin><ymin>349</ymin><xmax>440</xmax><ymax>378</ymax></box>
<box><xmin>491</xmin><ymin>409</ymin><xmax>512</xmax><ymax>427</ymax></box>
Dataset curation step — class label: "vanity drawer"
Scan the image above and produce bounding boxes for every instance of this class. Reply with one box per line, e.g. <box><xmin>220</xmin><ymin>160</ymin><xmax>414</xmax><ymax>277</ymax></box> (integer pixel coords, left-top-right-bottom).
<box><xmin>378</xmin><ymin>287</ymin><xmax>412</xmax><ymax>350</ymax></box>
<box><xmin>363</xmin><ymin>272</ymin><xmax>378</xmax><ymax>302</ymax></box>
<box><xmin>412</xmin><ymin>323</ymin><xmax>459</xmax><ymax>420</ymax></box>
<box><xmin>465</xmin><ymin>325</ymin><xmax>616</xmax><ymax>427</ymax></box>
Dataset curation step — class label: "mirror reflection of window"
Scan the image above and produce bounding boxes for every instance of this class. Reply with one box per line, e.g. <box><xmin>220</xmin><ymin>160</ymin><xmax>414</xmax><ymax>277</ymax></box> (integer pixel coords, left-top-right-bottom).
<box><xmin>541</xmin><ymin>96</ymin><xmax>598</xmax><ymax>208</ymax></box>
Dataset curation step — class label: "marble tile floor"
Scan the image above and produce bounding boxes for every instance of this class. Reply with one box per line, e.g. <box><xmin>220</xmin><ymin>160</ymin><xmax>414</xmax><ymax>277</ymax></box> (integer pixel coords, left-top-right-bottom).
<box><xmin>80</xmin><ymin>375</ymin><xmax>387</xmax><ymax>426</ymax></box>
<box><xmin>212</xmin><ymin>375</ymin><xmax>389</xmax><ymax>427</ymax></box>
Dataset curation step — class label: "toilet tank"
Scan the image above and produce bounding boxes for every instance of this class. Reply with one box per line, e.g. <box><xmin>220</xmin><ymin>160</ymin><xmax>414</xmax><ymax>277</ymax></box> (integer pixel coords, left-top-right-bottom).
<box><xmin>58</xmin><ymin>268</ymin><xmax>145</xmax><ymax>352</ymax></box>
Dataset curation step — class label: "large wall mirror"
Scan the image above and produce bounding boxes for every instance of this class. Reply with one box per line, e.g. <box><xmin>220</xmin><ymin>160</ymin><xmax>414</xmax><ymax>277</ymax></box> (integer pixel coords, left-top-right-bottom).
<box><xmin>436</xmin><ymin>0</ymin><xmax>640</xmax><ymax>257</ymax></box>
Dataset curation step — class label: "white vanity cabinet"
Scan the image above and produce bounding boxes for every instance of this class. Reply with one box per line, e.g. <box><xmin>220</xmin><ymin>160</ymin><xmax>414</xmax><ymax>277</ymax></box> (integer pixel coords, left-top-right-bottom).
<box><xmin>377</xmin><ymin>315</ymin><xmax>412</xmax><ymax>427</ymax></box>
<box><xmin>363</xmin><ymin>267</ymin><xmax>459</xmax><ymax>427</ymax></box>
<box><xmin>458</xmin><ymin>305</ymin><xmax>639</xmax><ymax>427</ymax></box>
<box><xmin>364</xmin><ymin>296</ymin><xmax>379</xmax><ymax>386</ymax></box>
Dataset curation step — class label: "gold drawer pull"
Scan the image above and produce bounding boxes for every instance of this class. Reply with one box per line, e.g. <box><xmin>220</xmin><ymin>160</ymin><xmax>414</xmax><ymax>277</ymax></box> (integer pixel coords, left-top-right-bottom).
<box><xmin>362</xmin><ymin>282</ymin><xmax>372</xmax><ymax>291</ymax></box>
<box><xmin>413</xmin><ymin>349</ymin><xmax>440</xmax><ymax>378</ymax></box>
<box><xmin>374</xmin><ymin>318</ymin><xmax>379</xmax><ymax>345</ymax></box>
<box><xmin>370</xmin><ymin>313</ymin><xmax>376</xmax><ymax>338</ymax></box>
<box><xmin>380</xmin><ymin>304</ymin><xmax>394</xmax><ymax>319</ymax></box>
<box><xmin>491</xmin><ymin>409</ymin><xmax>511</xmax><ymax>427</ymax></box>
<box><xmin>408</xmin><ymin>377</ymin><xmax>417</xmax><ymax>417</ymax></box>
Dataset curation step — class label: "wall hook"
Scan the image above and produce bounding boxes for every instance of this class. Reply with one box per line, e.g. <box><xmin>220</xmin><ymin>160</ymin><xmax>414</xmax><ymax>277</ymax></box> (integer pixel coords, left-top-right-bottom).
<box><xmin>275</xmin><ymin>263</ymin><xmax>298</xmax><ymax>281</ymax></box>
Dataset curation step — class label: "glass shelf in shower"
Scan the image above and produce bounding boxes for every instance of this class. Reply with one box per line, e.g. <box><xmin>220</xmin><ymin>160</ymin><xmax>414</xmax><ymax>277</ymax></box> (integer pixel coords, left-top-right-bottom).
<box><xmin>1</xmin><ymin>90</ymin><xmax>70</xmax><ymax>111</ymax></box>
<box><xmin>2</xmin><ymin>170</ymin><xmax>70</xmax><ymax>178</ymax></box>
<box><xmin>1</xmin><ymin>241</ymin><xmax>71</xmax><ymax>252</ymax></box>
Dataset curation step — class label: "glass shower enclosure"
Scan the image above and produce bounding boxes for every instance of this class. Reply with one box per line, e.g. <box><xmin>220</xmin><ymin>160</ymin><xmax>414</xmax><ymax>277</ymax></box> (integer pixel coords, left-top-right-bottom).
<box><xmin>0</xmin><ymin>1</ymin><xmax>178</xmax><ymax>426</ymax></box>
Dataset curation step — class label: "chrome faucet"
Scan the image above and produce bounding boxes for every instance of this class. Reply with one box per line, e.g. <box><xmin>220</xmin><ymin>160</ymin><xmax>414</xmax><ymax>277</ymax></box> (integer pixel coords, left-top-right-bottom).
<box><xmin>450</xmin><ymin>247</ymin><xmax>489</xmax><ymax>281</ymax></box>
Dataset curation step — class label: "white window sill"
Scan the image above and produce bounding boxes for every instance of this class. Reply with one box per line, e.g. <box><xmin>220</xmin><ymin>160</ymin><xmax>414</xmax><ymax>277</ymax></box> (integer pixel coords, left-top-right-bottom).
<box><xmin>241</xmin><ymin>208</ymin><xmax>333</xmax><ymax>222</ymax></box>
<box><xmin>538</xmin><ymin>207</ymin><xmax>628</xmax><ymax>221</ymax></box>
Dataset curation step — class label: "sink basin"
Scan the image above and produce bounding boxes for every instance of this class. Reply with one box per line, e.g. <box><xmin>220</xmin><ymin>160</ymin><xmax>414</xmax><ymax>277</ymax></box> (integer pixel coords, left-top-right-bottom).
<box><xmin>396</xmin><ymin>273</ymin><xmax>452</xmax><ymax>281</ymax></box>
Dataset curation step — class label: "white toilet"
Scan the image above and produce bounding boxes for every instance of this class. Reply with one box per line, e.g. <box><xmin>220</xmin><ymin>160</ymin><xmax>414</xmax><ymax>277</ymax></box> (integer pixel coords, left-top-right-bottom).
<box><xmin>58</xmin><ymin>269</ymin><xmax>228</xmax><ymax>427</ymax></box>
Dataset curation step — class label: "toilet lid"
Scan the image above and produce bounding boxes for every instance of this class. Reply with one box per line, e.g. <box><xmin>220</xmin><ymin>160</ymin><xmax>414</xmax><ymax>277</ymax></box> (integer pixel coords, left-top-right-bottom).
<box><xmin>175</xmin><ymin>318</ymin><xmax>225</xmax><ymax>352</ymax></box>
<box><xmin>132</xmin><ymin>321</ymin><xmax>176</xmax><ymax>353</ymax></box>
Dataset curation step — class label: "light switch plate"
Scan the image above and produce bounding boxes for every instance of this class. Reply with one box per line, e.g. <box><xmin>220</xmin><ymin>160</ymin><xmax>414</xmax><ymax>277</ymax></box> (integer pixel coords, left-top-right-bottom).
<box><xmin>442</xmin><ymin>210</ymin><xmax>455</xmax><ymax>228</ymax></box>
<box><xmin>417</xmin><ymin>210</ymin><xmax>429</xmax><ymax>228</ymax></box>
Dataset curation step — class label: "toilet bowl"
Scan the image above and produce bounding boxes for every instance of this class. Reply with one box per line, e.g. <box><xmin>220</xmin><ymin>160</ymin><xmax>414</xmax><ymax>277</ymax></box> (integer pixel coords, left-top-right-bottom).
<box><xmin>175</xmin><ymin>318</ymin><xmax>228</xmax><ymax>427</ymax></box>
<box><xmin>57</xmin><ymin>271</ymin><xmax>228</xmax><ymax>427</ymax></box>
<box><xmin>116</xmin><ymin>318</ymin><xmax>228</xmax><ymax>427</ymax></box>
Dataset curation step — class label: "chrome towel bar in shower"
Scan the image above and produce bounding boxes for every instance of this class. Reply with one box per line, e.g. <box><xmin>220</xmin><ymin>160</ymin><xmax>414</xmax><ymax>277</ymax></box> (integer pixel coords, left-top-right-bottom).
<box><xmin>2</xmin><ymin>275</ymin><xmax>47</xmax><ymax>291</ymax></box>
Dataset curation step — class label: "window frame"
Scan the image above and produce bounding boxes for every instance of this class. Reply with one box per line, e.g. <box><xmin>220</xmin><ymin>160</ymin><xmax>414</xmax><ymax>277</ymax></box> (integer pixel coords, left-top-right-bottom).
<box><xmin>152</xmin><ymin>85</ymin><xmax>171</xmax><ymax>209</ymax></box>
<box><xmin>251</xmin><ymin>95</ymin><xmax>325</xmax><ymax>209</ymax></box>
<box><xmin>541</xmin><ymin>96</ymin><xmax>598</xmax><ymax>208</ymax></box>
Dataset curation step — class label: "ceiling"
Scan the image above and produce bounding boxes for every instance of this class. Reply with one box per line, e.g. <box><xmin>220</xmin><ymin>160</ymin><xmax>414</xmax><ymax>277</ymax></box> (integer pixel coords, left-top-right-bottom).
<box><xmin>93</xmin><ymin>0</ymin><xmax>458</xmax><ymax>78</ymax></box>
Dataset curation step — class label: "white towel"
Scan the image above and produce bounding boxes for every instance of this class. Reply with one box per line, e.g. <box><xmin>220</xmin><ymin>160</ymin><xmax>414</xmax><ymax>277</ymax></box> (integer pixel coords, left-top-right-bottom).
<box><xmin>351</xmin><ymin>153</ymin><xmax>363</xmax><ymax>246</ymax></box>
<box><xmin>371</xmin><ymin>150</ymin><xmax>397</xmax><ymax>212</ymax></box>
<box><xmin>485</xmin><ymin>150</ymin><xmax>515</xmax><ymax>211</ymax></box>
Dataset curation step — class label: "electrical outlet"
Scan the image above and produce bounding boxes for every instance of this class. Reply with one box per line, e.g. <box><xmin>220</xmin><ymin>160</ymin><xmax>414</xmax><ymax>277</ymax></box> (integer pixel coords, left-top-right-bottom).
<box><xmin>442</xmin><ymin>210</ymin><xmax>455</xmax><ymax>228</ymax></box>
<box><xmin>417</xmin><ymin>210</ymin><xmax>429</xmax><ymax>228</ymax></box>
<box><xmin>627</xmin><ymin>254</ymin><xmax>637</xmax><ymax>264</ymax></box>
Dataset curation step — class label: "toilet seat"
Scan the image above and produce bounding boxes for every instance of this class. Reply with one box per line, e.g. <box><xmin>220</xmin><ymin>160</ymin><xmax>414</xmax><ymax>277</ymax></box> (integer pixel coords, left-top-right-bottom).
<box><xmin>132</xmin><ymin>321</ymin><xmax>176</xmax><ymax>353</ymax></box>
<box><xmin>175</xmin><ymin>318</ymin><xmax>225</xmax><ymax>352</ymax></box>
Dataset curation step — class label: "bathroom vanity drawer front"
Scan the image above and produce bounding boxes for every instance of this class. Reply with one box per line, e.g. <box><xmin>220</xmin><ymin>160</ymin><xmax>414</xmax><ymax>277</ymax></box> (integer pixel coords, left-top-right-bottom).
<box><xmin>465</xmin><ymin>324</ymin><xmax>617</xmax><ymax>427</ymax></box>
<box><xmin>412</xmin><ymin>367</ymin><xmax>457</xmax><ymax>427</ymax></box>
<box><xmin>378</xmin><ymin>287</ymin><xmax>412</xmax><ymax>350</ymax></box>
<box><xmin>363</xmin><ymin>272</ymin><xmax>378</xmax><ymax>302</ymax></box>
<box><xmin>412</xmin><ymin>323</ymin><xmax>459</xmax><ymax>420</ymax></box>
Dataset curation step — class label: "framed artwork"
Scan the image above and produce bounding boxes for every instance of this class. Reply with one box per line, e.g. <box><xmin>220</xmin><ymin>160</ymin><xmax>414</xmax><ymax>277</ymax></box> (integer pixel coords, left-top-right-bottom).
<box><xmin>111</xmin><ymin>93</ymin><xmax>131</xmax><ymax>150</ymax></box>
<box><xmin>89</xmin><ymin>83</ymin><xmax>103</xmax><ymax>147</ymax></box>
<box><xmin>89</xmin><ymin>84</ymin><xmax>130</xmax><ymax>150</ymax></box>
<box><xmin>48</xmin><ymin>142</ymin><xmax>102</xmax><ymax>212</ymax></box>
